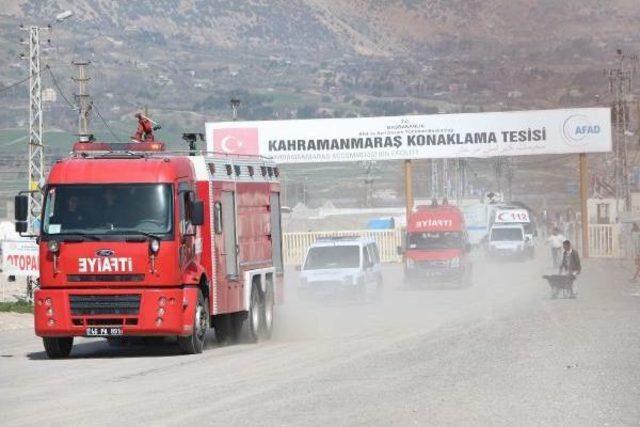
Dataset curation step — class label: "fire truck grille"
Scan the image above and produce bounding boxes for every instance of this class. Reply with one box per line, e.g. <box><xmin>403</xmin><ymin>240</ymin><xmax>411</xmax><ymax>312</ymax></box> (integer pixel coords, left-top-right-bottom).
<box><xmin>67</xmin><ymin>274</ymin><xmax>145</xmax><ymax>283</ymax></box>
<box><xmin>69</xmin><ymin>295</ymin><xmax>141</xmax><ymax>316</ymax></box>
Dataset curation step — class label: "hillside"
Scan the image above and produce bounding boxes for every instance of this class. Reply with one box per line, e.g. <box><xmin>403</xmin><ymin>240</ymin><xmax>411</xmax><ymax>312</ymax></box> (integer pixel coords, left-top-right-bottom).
<box><xmin>1</xmin><ymin>0</ymin><xmax>638</xmax><ymax>127</ymax></box>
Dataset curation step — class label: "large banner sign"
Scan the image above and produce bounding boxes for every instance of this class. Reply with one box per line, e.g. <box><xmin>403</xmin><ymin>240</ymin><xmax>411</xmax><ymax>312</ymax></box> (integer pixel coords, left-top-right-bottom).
<box><xmin>2</xmin><ymin>240</ymin><xmax>39</xmax><ymax>277</ymax></box>
<box><xmin>206</xmin><ymin>108</ymin><xmax>611</xmax><ymax>164</ymax></box>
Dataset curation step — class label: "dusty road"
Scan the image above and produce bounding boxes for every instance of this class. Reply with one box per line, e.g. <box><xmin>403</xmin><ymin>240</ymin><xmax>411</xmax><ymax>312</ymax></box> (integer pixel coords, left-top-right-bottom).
<box><xmin>1</xmin><ymin>253</ymin><xmax>640</xmax><ymax>426</ymax></box>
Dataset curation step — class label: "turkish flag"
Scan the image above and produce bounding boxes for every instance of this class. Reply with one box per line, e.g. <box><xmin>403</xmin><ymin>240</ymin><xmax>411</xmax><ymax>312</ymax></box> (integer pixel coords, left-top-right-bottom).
<box><xmin>212</xmin><ymin>128</ymin><xmax>259</xmax><ymax>155</ymax></box>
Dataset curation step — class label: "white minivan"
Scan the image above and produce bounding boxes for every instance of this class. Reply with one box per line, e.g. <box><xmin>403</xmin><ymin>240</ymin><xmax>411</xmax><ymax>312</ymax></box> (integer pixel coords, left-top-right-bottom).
<box><xmin>298</xmin><ymin>236</ymin><xmax>383</xmax><ymax>300</ymax></box>
<box><xmin>487</xmin><ymin>224</ymin><xmax>534</xmax><ymax>259</ymax></box>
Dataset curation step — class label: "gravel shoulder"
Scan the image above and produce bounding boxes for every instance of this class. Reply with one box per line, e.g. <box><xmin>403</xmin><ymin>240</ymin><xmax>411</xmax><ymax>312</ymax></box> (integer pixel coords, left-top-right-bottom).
<box><xmin>0</xmin><ymin>312</ymin><xmax>32</xmax><ymax>331</ymax></box>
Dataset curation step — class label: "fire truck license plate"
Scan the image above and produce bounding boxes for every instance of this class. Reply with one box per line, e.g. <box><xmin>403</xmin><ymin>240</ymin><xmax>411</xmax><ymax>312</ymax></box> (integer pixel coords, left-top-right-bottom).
<box><xmin>85</xmin><ymin>327</ymin><xmax>123</xmax><ymax>337</ymax></box>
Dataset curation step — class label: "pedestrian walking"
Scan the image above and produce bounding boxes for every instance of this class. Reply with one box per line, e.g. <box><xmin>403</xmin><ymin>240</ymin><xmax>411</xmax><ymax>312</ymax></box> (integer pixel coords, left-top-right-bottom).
<box><xmin>547</xmin><ymin>227</ymin><xmax>565</xmax><ymax>268</ymax></box>
<box><xmin>559</xmin><ymin>240</ymin><xmax>581</xmax><ymax>298</ymax></box>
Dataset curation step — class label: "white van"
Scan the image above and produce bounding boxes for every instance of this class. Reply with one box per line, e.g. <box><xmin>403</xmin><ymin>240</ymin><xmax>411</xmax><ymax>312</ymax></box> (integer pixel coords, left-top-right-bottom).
<box><xmin>487</xmin><ymin>224</ymin><xmax>534</xmax><ymax>259</ymax></box>
<box><xmin>298</xmin><ymin>236</ymin><xmax>383</xmax><ymax>299</ymax></box>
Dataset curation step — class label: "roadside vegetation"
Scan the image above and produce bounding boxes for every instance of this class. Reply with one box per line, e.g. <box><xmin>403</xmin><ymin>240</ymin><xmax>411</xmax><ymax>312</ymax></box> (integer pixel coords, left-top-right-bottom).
<box><xmin>0</xmin><ymin>298</ymin><xmax>33</xmax><ymax>314</ymax></box>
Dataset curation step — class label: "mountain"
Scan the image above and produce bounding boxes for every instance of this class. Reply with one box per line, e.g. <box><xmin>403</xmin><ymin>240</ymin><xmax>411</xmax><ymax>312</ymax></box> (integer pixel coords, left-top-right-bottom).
<box><xmin>0</xmin><ymin>0</ymin><xmax>638</xmax><ymax>215</ymax></box>
<box><xmin>1</xmin><ymin>0</ymin><xmax>638</xmax><ymax>127</ymax></box>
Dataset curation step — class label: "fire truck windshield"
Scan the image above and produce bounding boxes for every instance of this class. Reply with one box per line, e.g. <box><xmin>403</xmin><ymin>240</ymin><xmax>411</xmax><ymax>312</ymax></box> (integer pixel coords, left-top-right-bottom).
<box><xmin>408</xmin><ymin>232</ymin><xmax>462</xmax><ymax>250</ymax></box>
<box><xmin>42</xmin><ymin>184</ymin><xmax>173</xmax><ymax>238</ymax></box>
<box><xmin>304</xmin><ymin>246</ymin><xmax>360</xmax><ymax>270</ymax></box>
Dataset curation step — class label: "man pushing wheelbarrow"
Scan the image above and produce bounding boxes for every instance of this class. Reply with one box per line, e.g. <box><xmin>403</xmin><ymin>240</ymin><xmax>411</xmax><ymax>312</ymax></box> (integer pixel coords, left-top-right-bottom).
<box><xmin>543</xmin><ymin>240</ymin><xmax>582</xmax><ymax>299</ymax></box>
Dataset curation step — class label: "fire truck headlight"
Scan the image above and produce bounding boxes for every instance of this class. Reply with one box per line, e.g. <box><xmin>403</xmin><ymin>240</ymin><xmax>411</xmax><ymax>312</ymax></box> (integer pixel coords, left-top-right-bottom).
<box><xmin>158</xmin><ymin>297</ymin><xmax>167</xmax><ymax>307</ymax></box>
<box><xmin>150</xmin><ymin>239</ymin><xmax>160</xmax><ymax>254</ymax></box>
<box><xmin>47</xmin><ymin>239</ymin><xmax>60</xmax><ymax>253</ymax></box>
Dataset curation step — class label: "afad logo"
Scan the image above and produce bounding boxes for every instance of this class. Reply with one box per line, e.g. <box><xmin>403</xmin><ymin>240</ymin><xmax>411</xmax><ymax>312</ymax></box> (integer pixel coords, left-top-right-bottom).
<box><xmin>562</xmin><ymin>114</ymin><xmax>601</xmax><ymax>146</ymax></box>
<box><xmin>212</xmin><ymin>128</ymin><xmax>259</xmax><ymax>155</ymax></box>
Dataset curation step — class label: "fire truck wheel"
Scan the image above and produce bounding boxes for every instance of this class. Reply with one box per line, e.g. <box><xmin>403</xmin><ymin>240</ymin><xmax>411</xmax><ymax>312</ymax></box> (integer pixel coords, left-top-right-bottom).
<box><xmin>261</xmin><ymin>283</ymin><xmax>275</xmax><ymax>340</ymax></box>
<box><xmin>246</xmin><ymin>285</ymin><xmax>262</xmax><ymax>342</ymax></box>
<box><xmin>43</xmin><ymin>337</ymin><xmax>73</xmax><ymax>359</ymax></box>
<box><xmin>177</xmin><ymin>290</ymin><xmax>208</xmax><ymax>354</ymax></box>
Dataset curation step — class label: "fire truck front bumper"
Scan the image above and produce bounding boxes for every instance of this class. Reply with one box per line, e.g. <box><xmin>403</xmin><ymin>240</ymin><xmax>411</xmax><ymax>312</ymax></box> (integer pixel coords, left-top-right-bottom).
<box><xmin>33</xmin><ymin>287</ymin><xmax>199</xmax><ymax>337</ymax></box>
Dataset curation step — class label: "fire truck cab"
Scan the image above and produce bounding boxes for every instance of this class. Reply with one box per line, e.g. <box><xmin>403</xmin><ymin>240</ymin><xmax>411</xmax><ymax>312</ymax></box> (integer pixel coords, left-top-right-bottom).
<box><xmin>14</xmin><ymin>141</ymin><xmax>283</xmax><ymax>358</ymax></box>
<box><xmin>399</xmin><ymin>204</ymin><xmax>472</xmax><ymax>287</ymax></box>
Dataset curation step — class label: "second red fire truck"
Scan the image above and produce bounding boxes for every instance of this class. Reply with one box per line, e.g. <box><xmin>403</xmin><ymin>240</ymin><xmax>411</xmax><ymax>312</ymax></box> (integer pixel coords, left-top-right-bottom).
<box><xmin>15</xmin><ymin>139</ymin><xmax>283</xmax><ymax>358</ymax></box>
<box><xmin>400</xmin><ymin>203</ymin><xmax>473</xmax><ymax>287</ymax></box>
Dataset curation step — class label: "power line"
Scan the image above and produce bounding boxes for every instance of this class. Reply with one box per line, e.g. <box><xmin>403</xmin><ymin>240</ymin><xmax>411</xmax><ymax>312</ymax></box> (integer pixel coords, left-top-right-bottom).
<box><xmin>45</xmin><ymin>65</ymin><xmax>75</xmax><ymax>109</ymax></box>
<box><xmin>0</xmin><ymin>76</ymin><xmax>29</xmax><ymax>94</ymax></box>
<box><xmin>47</xmin><ymin>65</ymin><xmax>124</xmax><ymax>143</ymax></box>
<box><xmin>93</xmin><ymin>103</ymin><xmax>124</xmax><ymax>143</ymax></box>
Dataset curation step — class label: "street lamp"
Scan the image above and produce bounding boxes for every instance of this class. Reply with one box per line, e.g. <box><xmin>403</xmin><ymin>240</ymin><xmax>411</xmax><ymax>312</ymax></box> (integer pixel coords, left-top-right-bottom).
<box><xmin>55</xmin><ymin>10</ymin><xmax>74</xmax><ymax>22</ymax></box>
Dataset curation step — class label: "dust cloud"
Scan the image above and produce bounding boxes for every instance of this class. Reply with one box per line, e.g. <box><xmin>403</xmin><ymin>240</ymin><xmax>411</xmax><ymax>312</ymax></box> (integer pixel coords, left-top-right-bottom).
<box><xmin>272</xmin><ymin>250</ymin><xmax>555</xmax><ymax>344</ymax></box>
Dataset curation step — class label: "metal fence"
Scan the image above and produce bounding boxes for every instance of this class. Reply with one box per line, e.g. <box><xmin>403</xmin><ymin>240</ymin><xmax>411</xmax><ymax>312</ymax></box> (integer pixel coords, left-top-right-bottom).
<box><xmin>283</xmin><ymin>229</ymin><xmax>403</xmax><ymax>265</ymax></box>
<box><xmin>283</xmin><ymin>225</ymin><xmax>627</xmax><ymax>261</ymax></box>
<box><xmin>588</xmin><ymin>224</ymin><xmax>620</xmax><ymax>258</ymax></box>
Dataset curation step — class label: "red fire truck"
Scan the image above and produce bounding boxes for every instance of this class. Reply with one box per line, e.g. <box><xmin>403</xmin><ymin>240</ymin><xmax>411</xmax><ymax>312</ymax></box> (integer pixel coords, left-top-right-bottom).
<box><xmin>399</xmin><ymin>203</ymin><xmax>472</xmax><ymax>287</ymax></box>
<box><xmin>14</xmin><ymin>140</ymin><xmax>283</xmax><ymax>358</ymax></box>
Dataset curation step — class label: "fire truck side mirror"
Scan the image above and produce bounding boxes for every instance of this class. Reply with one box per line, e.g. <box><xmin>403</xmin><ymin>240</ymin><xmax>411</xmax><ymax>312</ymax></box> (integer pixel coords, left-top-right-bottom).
<box><xmin>15</xmin><ymin>195</ymin><xmax>28</xmax><ymax>221</ymax></box>
<box><xmin>190</xmin><ymin>200</ymin><xmax>204</xmax><ymax>226</ymax></box>
<box><xmin>14</xmin><ymin>195</ymin><xmax>28</xmax><ymax>233</ymax></box>
<box><xmin>15</xmin><ymin>221</ymin><xmax>28</xmax><ymax>234</ymax></box>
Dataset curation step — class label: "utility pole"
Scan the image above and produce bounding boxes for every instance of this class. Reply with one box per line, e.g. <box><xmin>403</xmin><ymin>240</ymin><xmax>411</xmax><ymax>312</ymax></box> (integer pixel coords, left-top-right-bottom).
<box><xmin>72</xmin><ymin>60</ymin><xmax>92</xmax><ymax>137</ymax></box>
<box><xmin>363</xmin><ymin>161</ymin><xmax>374</xmax><ymax>208</ymax></box>
<box><xmin>606</xmin><ymin>49</ymin><xmax>638</xmax><ymax>214</ymax></box>
<box><xmin>21</xmin><ymin>25</ymin><xmax>47</xmax><ymax>233</ymax></box>
<box><xmin>430</xmin><ymin>159</ymin><xmax>438</xmax><ymax>200</ymax></box>
<box><xmin>19</xmin><ymin>12</ymin><xmax>73</xmax><ymax>232</ymax></box>
<box><xmin>458</xmin><ymin>159</ymin><xmax>467</xmax><ymax>202</ymax></box>
<box><xmin>505</xmin><ymin>157</ymin><xmax>514</xmax><ymax>201</ymax></box>
<box><xmin>494</xmin><ymin>157</ymin><xmax>503</xmax><ymax>196</ymax></box>
<box><xmin>442</xmin><ymin>159</ymin><xmax>449</xmax><ymax>200</ymax></box>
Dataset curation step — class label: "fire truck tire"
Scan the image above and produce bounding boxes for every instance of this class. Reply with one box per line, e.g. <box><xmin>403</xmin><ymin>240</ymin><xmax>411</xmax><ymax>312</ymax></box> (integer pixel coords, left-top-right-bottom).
<box><xmin>177</xmin><ymin>290</ymin><xmax>208</xmax><ymax>354</ymax></box>
<box><xmin>228</xmin><ymin>285</ymin><xmax>262</xmax><ymax>343</ymax></box>
<box><xmin>246</xmin><ymin>285</ymin><xmax>262</xmax><ymax>342</ymax></box>
<box><xmin>43</xmin><ymin>337</ymin><xmax>73</xmax><ymax>359</ymax></box>
<box><xmin>261</xmin><ymin>283</ymin><xmax>275</xmax><ymax>340</ymax></box>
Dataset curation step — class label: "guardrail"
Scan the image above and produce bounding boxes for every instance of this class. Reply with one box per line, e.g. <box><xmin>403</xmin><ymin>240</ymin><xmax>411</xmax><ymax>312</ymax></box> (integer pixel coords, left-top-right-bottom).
<box><xmin>588</xmin><ymin>224</ymin><xmax>620</xmax><ymax>258</ymax></box>
<box><xmin>283</xmin><ymin>229</ymin><xmax>403</xmax><ymax>265</ymax></box>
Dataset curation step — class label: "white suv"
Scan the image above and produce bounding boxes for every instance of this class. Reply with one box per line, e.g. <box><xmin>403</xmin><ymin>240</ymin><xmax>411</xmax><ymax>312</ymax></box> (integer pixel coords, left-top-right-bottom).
<box><xmin>298</xmin><ymin>236</ymin><xmax>383</xmax><ymax>300</ymax></box>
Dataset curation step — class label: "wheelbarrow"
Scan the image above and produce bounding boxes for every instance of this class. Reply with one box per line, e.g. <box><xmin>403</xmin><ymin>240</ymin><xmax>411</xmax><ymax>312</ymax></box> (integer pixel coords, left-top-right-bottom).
<box><xmin>542</xmin><ymin>274</ymin><xmax>576</xmax><ymax>299</ymax></box>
